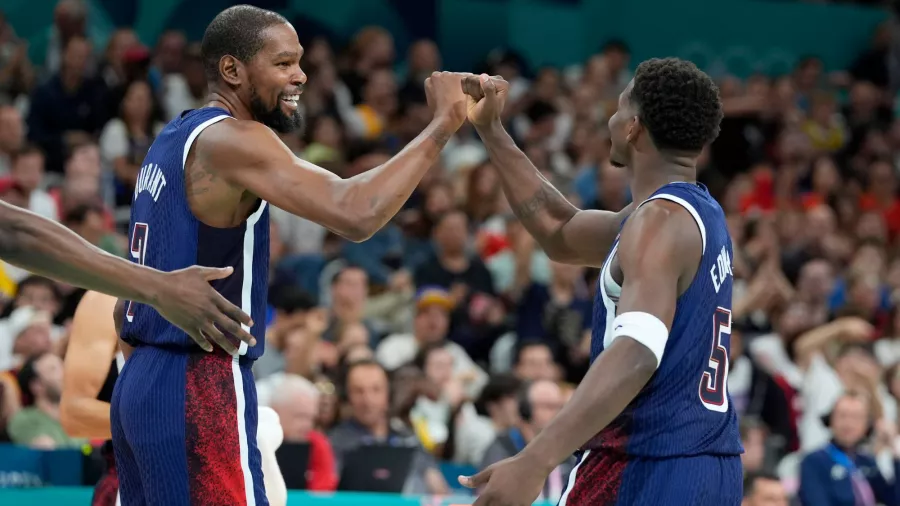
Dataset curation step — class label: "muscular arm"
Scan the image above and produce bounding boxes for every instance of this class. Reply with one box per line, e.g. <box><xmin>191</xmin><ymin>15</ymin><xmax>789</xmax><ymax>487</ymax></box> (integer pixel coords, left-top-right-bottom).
<box><xmin>60</xmin><ymin>291</ymin><xmax>118</xmax><ymax>439</ymax></box>
<box><xmin>517</xmin><ymin>201</ymin><xmax>700</xmax><ymax>471</ymax></box>
<box><xmin>0</xmin><ymin>201</ymin><xmax>164</xmax><ymax>304</ymax></box>
<box><xmin>474</xmin><ymin>121</ymin><xmax>631</xmax><ymax>266</ymax></box>
<box><xmin>202</xmin><ymin>118</ymin><xmax>453</xmax><ymax>242</ymax></box>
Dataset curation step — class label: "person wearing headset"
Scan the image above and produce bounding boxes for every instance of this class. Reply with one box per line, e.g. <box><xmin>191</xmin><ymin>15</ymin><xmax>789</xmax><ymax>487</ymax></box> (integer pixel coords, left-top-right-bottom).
<box><xmin>59</xmin><ymin>292</ymin><xmax>288</xmax><ymax>506</ymax></box>
<box><xmin>478</xmin><ymin>379</ymin><xmax>573</xmax><ymax>505</ymax></box>
<box><xmin>798</xmin><ymin>390</ymin><xmax>900</xmax><ymax>506</ymax></box>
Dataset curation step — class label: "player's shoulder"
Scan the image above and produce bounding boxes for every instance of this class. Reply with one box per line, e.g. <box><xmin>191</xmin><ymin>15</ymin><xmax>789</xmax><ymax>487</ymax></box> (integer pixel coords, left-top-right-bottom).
<box><xmin>625</xmin><ymin>197</ymin><xmax>699</xmax><ymax>240</ymax></box>
<box><xmin>194</xmin><ymin>118</ymin><xmax>280</xmax><ymax>162</ymax></box>
<box><xmin>618</xmin><ymin>197</ymin><xmax>703</xmax><ymax>264</ymax></box>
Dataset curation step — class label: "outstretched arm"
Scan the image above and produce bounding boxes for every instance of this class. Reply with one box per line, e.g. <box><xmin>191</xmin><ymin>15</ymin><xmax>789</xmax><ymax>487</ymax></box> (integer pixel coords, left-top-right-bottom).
<box><xmin>0</xmin><ymin>201</ymin><xmax>164</xmax><ymax>304</ymax></box>
<box><xmin>475</xmin><ymin>121</ymin><xmax>631</xmax><ymax>266</ymax></box>
<box><xmin>206</xmin><ymin>72</ymin><xmax>469</xmax><ymax>242</ymax></box>
<box><xmin>464</xmin><ymin>74</ymin><xmax>631</xmax><ymax>267</ymax></box>
<box><xmin>0</xmin><ymin>201</ymin><xmax>254</xmax><ymax>353</ymax></box>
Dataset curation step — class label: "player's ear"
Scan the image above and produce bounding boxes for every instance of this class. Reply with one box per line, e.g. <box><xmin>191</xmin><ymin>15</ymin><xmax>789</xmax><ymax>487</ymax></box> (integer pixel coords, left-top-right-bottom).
<box><xmin>626</xmin><ymin>116</ymin><xmax>642</xmax><ymax>144</ymax></box>
<box><xmin>219</xmin><ymin>55</ymin><xmax>242</xmax><ymax>87</ymax></box>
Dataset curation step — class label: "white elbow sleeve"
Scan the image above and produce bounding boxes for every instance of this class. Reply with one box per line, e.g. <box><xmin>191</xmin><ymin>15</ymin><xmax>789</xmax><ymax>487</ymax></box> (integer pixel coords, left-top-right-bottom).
<box><xmin>610</xmin><ymin>312</ymin><xmax>669</xmax><ymax>368</ymax></box>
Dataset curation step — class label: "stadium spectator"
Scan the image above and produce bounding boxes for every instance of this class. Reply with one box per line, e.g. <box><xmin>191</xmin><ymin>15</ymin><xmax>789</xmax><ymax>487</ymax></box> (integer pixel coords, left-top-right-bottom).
<box><xmin>0</xmin><ymin>105</ymin><xmax>25</xmax><ymax>174</ymax></box>
<box><xmin>266</xmin><ymin>374</ymin><xmax>338</xmax><ymax>492</ymax></box>
<box><xmin>27</xmin><ymin>35</ymin><xmax>105</xmax><ymax>173</ymax></box>
<box><xmin>328</xmin><ymin>360</ymin><xmax>448</xmax><ymax>495</ymax></box>
<box><xmin>7</xmin><ymin>352</ymin><xmax>84</xmax><ymax>449</ymax></box>
<box><xmin>479</xmin><ymin>379</ymin><xmax>572</xmax><ymax>504</ymax></box>
<box><xmin>798</xmin><ymin>391</ymin><xmax>900</xmax><ymax>505</ymax></box>
<box><xmin>8</xmin><ymin>144</ymin><xmax>57</xmax><ymax>220</ymax></box>
<box><xmin>454</xmin><ymin>374</ymin><xmax>523</xmax><ymax>466</ymax></box>
<box><xmin>513</xmin><ymin>340</ymin><xmax>558</xmax><ymax>382</ymax></box>
<box><xmin>742</xmin><ymin>472</ymin><xmax>789</xmax><ymax>506</ymax></box>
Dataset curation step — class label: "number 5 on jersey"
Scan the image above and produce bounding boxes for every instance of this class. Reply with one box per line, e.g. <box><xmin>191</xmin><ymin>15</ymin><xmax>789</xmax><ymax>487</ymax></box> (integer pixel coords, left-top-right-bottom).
<box><xmin>699</xmin><ymin>307</ymin><xmax>731</xmax><ymax>412</ymax></box>
<box><xmin>125</xmin><ymin>223</ymin><xmax>149</xmax><ymax>323</ymax></box>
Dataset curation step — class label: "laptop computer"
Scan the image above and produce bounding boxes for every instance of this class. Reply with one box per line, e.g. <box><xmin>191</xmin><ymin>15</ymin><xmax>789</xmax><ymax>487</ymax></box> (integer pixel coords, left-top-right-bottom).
<box><xmin>275</xmin><ymin>442</ymin><xmax>311</xmax><ymax>490</ymax></box>
<box><xmin>338</xmin><ymin>445</ymin><xmax>417</xmax><ymax>493</ymax></box>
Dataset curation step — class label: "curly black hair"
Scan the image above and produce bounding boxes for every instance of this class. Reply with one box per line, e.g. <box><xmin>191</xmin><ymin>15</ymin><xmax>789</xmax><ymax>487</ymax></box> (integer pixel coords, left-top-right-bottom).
<box><xmin>630</xmin><ymin>57</ymin><xmax>723</xmax><ymax>152</ymax></box>
<box><xmin>201</xmin><ymin>5</ymin><xmax>289</xmax><ymax>82</ymax></box>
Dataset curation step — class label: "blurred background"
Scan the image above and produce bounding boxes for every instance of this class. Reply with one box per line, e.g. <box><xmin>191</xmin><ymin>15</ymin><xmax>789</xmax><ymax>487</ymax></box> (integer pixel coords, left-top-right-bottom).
<box><xmin>0</xmin><ymin>0</ymin><xmax>896</xmax><ymax>504</ymax></box>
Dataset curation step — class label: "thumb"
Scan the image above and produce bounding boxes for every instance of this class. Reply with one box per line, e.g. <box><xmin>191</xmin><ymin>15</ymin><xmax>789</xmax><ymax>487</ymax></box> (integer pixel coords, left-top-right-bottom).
<box><xmin>458</xmin><ymin>467</ymin><xmax>491</xmax><ymax>489</ymax></box>
<box><xmin>199</xmin><ymin>266</ymin><xmax>234</xmax><ymax>281</ymax></box>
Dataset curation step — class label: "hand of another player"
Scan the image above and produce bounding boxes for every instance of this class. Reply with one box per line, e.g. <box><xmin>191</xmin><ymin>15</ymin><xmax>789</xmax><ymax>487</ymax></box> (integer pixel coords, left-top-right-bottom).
<box><xmin>424</xmin><ymin>71</ymin><xmax>470</xmax><ymax>131</ymax></box>
<box><xmin>463</xmin><ymin>74</ymin><xmax>510</xmax><ymax>126</ymax></box>
<box><xmin>460</xmin><ymin>454</ymin><xmax>548</xmax><ymax>506</ymax></box>
<box><xmin>154</xmin><ymin>266</ymin><xmax>255</xmax><ymax>354</ymax></box>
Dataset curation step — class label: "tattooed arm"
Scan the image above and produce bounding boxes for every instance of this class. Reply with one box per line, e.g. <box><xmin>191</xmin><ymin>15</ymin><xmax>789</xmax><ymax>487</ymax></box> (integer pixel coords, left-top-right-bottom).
<box><xmin>195</xmin><ymin>72</ymin><xmax>468</xmax><ymax>242</ymax></box>
<box><xmin>475</xmin><ymin>122</ymin><xmax>632</xmax><ymax>266</ymax></box>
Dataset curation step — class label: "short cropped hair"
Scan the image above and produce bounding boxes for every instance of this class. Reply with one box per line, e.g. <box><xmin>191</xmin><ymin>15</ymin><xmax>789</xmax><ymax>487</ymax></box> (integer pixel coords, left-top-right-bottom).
<box><xmin>630</xmin><ymin>58</ymin><xmax>723</xmax><ymax>152</ymax></box>
<box><xmin>201</xmin><ymin>5</ymin><xmax>289</xmax><ymax>82</ymax></box>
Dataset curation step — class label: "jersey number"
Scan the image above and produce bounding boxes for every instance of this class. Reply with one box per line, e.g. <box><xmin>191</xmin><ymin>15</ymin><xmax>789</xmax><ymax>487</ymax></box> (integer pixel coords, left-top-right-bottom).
<box><xmin>125</xmin><ymin>223</ymin><xmax>149</xmax><ymax>323</ymax></box>
<box><xmin>699</xmin><ymin>307</ymin><xmax>732</xmax><ymax>412</ymax></box>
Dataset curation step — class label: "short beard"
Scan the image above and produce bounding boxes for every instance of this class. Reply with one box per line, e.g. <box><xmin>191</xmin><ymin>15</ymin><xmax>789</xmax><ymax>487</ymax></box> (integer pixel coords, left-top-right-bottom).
<box><xmin>249</xmin><ymin>84</ymin><xmax>304</xmax><ymax>134</ymax></box>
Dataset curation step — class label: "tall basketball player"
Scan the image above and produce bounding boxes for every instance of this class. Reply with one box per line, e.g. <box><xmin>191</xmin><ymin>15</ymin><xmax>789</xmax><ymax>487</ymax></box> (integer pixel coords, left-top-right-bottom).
<box><xmin>459</xmin><ymin>59</ymin><xmax>742</xmax><ymax>505</ymax></box>
<box><xmin>112</xmin><ymin>5</ymin><xmax>469</xmax><ymax>506</ymax></box>
<box><xmin>61</xmin><ymin>292</ymin><xmax>288</xmax><ymax>506</ymax></box>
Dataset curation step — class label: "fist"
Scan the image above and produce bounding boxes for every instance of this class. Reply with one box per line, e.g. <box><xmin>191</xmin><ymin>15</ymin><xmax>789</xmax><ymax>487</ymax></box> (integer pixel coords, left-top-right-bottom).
<box><xmin>462</xmin><ymin>74</ymin><xmax>509</xmax><ymax>126</ymax></box>
<box><xmin>425</xmin><ymin>71</ymin><xmax>469</xmax><ymax>130</ymax></box>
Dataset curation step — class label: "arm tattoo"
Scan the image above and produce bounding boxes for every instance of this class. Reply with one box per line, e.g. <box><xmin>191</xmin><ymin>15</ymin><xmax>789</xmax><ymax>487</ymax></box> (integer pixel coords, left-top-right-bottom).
<box><xmin>184</xmin><ymin>151</ymin><xmax>218</xmax><ymax>197</ymax></box>
<box><xmin>428</xmin><ymin>124</ymin><xmax>452</xmax><ymax>148</ymax></box>
<box><xmin>513</xmin><ymin>184</ymin><xmax>577</xmax><ymax>222</ymax></box>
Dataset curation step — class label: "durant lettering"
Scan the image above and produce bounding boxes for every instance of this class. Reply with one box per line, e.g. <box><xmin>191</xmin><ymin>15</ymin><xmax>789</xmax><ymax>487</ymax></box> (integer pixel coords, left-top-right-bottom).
<box><xmin>134</xmin><ymin>163</ymin><xmax>167</xmax><ymax>202</ymax></box>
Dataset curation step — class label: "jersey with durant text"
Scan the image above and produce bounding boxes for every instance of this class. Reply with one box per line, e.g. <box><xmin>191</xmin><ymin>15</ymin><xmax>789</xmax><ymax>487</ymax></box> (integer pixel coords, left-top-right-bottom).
<box><xmin>120</xmin><ymin>107</ymin><xmax>268</xmax><ymax>359</ymax></box>
<box><xmin>586</xmin><ymin>182</ymin><xmax>742</xmax><ymax>458</ymax></box>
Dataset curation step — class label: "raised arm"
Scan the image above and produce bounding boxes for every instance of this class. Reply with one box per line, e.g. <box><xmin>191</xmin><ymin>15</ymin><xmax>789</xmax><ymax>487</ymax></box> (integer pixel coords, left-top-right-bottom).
<box><xmin>461</xmin><ymin>201</ymin><xmax>701</xmax><ymax>505</ymax></box>
<box><xmin>205</xmin><ymin>72</ymin><xmax>469</xmax><ymax>242</ymax></box>
<box><xmin>0</xmin><ymin>201</ymin><xmax>254</xmax><ymax>353</ymax></box>
<box><xmin>60</xmin><ymin>291</ymin><xmax>118</xmax><ymax>439</ymax></box>
<box><xmin>463</xmin><ymin>74</ymin><xmax>631</xmax><ymax>267</ymax></box>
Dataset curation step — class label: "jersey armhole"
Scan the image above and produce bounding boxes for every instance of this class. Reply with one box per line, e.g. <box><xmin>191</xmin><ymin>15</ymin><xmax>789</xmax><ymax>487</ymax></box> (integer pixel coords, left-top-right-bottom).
<box><xmin>182</xmin><ymin>115</ymin><xmax>232</xmax><ymax>170</ymax></box>
<box><xmin>640</xmin><ymin>194</ymin><xmax>707</xmax><ymax>254</ymax></box>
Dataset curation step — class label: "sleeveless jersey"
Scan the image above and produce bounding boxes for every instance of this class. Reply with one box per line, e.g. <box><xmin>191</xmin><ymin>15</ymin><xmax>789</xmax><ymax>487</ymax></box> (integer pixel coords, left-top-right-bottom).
<box><xmin>120</xmin><ymin>107</ymin><xmax>269</xmax><ymax>360</ymax></box>
<box><xmin>586</xmin><ymin>182</ymin><xmax>742</xmax><ymax>458</ymax></box>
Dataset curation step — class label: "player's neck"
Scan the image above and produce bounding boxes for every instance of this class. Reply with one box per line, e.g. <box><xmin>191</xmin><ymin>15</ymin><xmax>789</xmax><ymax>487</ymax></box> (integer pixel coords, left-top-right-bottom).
<box><xmin>630</xmin><ymin>155</ymin><xmax>696</xmax><ymax>204</ymax></box>
<box><xmin>205</xmin><ymin>89</ymin><xmax>253</xmax><ymax>121</ymax></box>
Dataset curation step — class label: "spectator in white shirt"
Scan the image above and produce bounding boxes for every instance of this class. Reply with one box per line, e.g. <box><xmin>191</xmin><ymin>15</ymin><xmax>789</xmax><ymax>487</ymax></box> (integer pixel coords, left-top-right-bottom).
<box><xmin>376</xmin><ymin>287</ymin><xmax>487</xmax><ymax>398</ymax></box>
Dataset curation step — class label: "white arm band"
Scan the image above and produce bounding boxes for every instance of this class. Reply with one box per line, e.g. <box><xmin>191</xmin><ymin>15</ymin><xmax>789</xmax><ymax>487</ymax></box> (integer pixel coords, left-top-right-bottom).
<box><xmin>610</xmin><ymin>311</ymin><xmax>669</xmax><ymax>368</ymax></box>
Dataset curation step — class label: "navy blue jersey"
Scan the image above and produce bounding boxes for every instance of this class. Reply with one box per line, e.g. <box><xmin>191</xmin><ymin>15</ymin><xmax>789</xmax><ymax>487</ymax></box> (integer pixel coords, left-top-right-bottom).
<box><xmin>586</xmin><ymin>182</ymin><xmax>742</xmax><ymax>458</ymax></box>
<box><xmin>120</xmin><ymin>107</ymin><xmax>268</xmax><ymax>360</ymax></box>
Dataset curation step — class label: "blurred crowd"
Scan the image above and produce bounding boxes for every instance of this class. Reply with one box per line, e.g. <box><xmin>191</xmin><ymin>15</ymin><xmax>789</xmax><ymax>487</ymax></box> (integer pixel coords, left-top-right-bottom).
<box><xmin>1</xmin><ymin>0</ymin><xmax>900</xmax><ymax>504</ymax></box>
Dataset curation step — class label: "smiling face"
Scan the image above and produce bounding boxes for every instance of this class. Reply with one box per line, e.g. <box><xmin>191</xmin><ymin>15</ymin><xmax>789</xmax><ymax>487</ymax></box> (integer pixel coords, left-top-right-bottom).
<box><xmin>242</xmin><ymin>23</ymin><xmax>307</xmax><ymax>133</ymax></box>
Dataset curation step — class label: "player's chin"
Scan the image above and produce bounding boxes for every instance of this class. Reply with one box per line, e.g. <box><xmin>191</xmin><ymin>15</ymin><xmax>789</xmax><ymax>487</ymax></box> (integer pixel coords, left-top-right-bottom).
<box><xmin>270</xmin><ymin>111</ymin><xmax>305</xmax><ymax>134</ymax></box>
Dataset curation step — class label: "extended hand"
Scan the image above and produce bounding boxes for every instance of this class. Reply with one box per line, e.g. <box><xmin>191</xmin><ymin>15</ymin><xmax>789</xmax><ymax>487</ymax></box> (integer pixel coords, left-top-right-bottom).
<box><xmin>463</xmin><ymin>74</ymin><xmax>510</xmax><ymax>126</ymax></box>
<box><xmin>152</xmin><ymin>266</ymin><xmax>255</xmax><ymax>353</ymax></box>
<box><xmin>460</xmin><ymin>454</ymin><xmax>549</xmax><ymax>506</ymax></box>
<box><xmin>425</xmin><ymin>71</ymin><xmax>470</xmax><ymax>131</ymax></box>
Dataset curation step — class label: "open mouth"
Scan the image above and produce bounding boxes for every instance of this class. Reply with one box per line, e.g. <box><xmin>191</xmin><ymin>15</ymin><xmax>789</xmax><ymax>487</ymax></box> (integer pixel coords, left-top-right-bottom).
<box><xmin>281</xmin><ymin>94</ymin><xmax>300</xmax><ymax>109</ymax></box>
